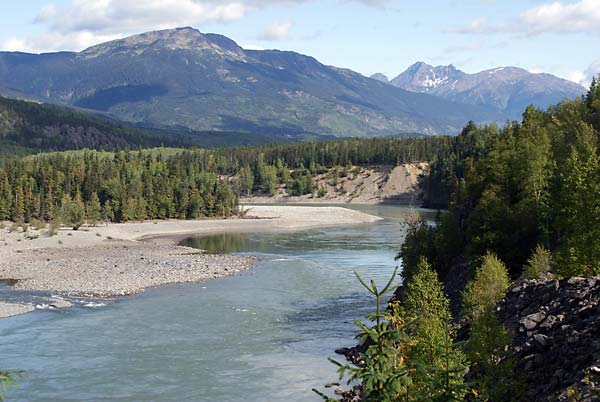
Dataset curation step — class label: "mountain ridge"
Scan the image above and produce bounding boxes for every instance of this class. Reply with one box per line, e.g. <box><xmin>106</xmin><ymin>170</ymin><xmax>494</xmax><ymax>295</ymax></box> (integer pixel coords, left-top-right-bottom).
<box><xmin>0</xmin><ymin>27</ymin><xmax>502</xmax><ymax>138</ymax></box>
<box><xmin>381</xmin><ymin>61</ymin><xmax>586</xmax><ymax>118</ymax></box>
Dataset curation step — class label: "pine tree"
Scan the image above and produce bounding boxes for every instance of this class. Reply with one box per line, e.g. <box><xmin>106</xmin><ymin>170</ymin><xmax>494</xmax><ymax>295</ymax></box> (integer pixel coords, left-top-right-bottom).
<box><xmin>317</xmin><ymin>267</ymin><xmax>413</xmax><ymax>402</ymax></box>
<box><xmin>586</xmin><ymin>75</ymin><xmax>600</xmax><ymax>131</ymax></box>
<box><xmin>85</xmin><ymin>192</ymin><xmax>101</xmax><ymax>226</ymax></box>
<box><xmin>237</xmin><ymin>166</ymin><xmax>254</xmax><ymax>197</ymax></box>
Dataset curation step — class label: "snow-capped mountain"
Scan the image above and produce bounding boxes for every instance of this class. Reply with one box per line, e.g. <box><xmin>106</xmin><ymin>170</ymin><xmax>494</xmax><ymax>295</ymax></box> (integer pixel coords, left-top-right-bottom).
<box><xmin>383</xmin><ymin>62</ymin><xmax>587</xmax><ymax>119</ymax></box>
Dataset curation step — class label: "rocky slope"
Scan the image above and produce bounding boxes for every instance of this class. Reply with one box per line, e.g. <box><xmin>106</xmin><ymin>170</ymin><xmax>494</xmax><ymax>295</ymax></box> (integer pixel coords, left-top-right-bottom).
<box><xmin>385</xmin><ymin>62</ymin><xmax>586</xmax><ymax>119</ymax></box>
<box><xmin>497</xmin><ymin>276</ymin><xmax>600</xmax><ymax>401</ymax></box>
<box><xmin>332</xmin><ymin>275</ymin><xmax>600</xmax><ymax>402</ymax></box>
<box><xmin>0</xmin><ymin>28</ymin><xmax>502</xmax><ymax>137</ymax></box>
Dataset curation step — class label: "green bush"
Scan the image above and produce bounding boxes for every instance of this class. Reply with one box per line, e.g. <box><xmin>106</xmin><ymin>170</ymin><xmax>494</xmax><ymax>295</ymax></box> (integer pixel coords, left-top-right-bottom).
<box><xmin>60</xmin><ymin>195</ymin><xmax>85</xmax><ymax>230</ymax></box>
<box><xmin>0</xmin><ymin>370</ymin><xmax>26</xmax><ymax>401</ymax></box>
<box><xmin>523</xmin><ymin>245</ymin><xmax>552</xmax><ymax>279</ymax></box>
<box><xmin>463</xmin><ymin>253</ymin><xmax>517</xmax><ymax>401</ymax></box>
<box><xmin>462</xmin><ymin>252</ymin><xmax>510</xmax><ymax>320</ymax></box>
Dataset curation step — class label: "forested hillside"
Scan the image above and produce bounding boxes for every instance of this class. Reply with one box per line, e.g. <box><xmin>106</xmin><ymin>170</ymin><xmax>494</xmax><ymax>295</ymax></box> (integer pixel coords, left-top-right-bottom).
<box><xmin>0</xmin><ymin>135</ymin><xmax>453</xmax><ymax>224</ymax></box>
<box><xmin>0</xmin><ymin>95</ymin><xmax>323</xmax><ymax>163</ymax></box>
<box><xmin>0</xmin><ymin>96</ymin><xmax>182</xmax><ymax>154</ymax></box>
<box><xmin>401</xmin><ymin>76</ymin><xmax>600</xmax><ymax>281</ymax></box>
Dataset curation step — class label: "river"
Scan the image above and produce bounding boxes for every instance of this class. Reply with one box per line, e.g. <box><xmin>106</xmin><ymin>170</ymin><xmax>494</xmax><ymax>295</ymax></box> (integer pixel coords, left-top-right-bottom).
<box><xmin>0</xmin><ymin>205</ymin><xmax>435</xmax><ymax>402</ymax></box>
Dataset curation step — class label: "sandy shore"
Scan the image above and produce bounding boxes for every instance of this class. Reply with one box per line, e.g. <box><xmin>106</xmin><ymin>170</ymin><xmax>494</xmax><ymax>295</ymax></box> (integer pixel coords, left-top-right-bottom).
<box><xmin>0</xmin><ymin>205</ymin><xmax>380</xmax><ymax>318</ymax></box>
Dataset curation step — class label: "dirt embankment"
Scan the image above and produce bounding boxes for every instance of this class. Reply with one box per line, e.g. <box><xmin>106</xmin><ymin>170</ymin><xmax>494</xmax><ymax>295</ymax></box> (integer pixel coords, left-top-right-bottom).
<box><xmin>243</xmin><ymin>163</ymin><xmax>428</xmax><ymax>204</ymax></box>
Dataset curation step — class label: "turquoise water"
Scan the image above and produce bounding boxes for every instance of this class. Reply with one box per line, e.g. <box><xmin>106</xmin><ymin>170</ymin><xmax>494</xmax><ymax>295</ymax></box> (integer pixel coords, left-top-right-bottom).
<box><xmin>0</xmin><ymin>205</ymin><xmax>435</xmax><ymax>402</ymax></box>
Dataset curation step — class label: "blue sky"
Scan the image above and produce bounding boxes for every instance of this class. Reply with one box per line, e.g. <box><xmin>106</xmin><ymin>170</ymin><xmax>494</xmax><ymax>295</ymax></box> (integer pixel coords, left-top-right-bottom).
<box><xmin>1</xmin><ymin>0</ymin><xmax>599</xmax><ymax>86</ymax></box>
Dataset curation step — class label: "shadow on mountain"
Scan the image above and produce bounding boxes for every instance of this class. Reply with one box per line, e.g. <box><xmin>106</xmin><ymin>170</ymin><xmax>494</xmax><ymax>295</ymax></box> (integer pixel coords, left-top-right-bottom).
<box><xmin>75</xmin><ymin>84</ymin><xmax>168</xmax><ymax>111</ymax></box>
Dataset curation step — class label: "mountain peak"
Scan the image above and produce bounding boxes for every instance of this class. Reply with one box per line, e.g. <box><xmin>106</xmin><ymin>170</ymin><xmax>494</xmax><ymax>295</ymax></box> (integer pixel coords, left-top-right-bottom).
<box><xmin>370</xmin><ymin>73</ymin><xmax>389</xmax><ymax>83</ymax></box>
<box><xmin>388</xmin><ymin>61</ymin><xmax>586</xmax><ymax>118</ymax></box>
<box><xmin>81</xmin><ymin>27</ymin><xmax>243</xmax><ymax>57</ymax></box>
<box><xmin>391</xmin><ymin>62</ymin><xmax>464</xmax><ymax>92</ymax></box>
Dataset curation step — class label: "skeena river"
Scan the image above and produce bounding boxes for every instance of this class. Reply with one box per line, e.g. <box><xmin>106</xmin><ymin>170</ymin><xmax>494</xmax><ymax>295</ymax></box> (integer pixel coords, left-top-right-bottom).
<box><xmin>0</xmin><ymin>205</ymin><xmax>435</xmax><ymax>402</ymax></box>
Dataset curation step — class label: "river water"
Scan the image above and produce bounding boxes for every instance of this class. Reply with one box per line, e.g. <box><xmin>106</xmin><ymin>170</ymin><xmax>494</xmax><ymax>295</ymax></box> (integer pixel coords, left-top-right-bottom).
<box><xmin>0</xmin><ymin>205</ymin><xmax>434</xmax><ymax>402</ymax></box>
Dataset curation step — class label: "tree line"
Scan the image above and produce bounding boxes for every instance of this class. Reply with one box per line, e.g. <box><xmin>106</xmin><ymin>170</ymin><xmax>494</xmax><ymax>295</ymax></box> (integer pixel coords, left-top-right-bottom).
<box><xmin>0</xmin><ymin>150</ymin><xmax>238</xmax><ymax>224</ymax></box>
<box><xmin>0</xmin><ymin>134</ymin><xmax>458</xmax><ymax>224</ymax></box>
<box><xmin>405</xmin><ymin>76</ymin><xmax>600</xmax><ymax>279</ymax></box>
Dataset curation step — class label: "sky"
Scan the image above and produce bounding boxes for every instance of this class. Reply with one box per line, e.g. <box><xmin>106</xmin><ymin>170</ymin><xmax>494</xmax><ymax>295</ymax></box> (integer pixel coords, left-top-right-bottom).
<box><xmin>0</xmin><ymin>0</ymin><xmax>599</xmax><ymax>87</ymax></box>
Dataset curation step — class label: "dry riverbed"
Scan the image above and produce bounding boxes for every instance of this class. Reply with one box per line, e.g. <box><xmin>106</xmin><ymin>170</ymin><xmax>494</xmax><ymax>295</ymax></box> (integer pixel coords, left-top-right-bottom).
<box><xmin>0</xmin><ymin>205</ymin><xmax>381</xmax><ymax>318</ymax></box>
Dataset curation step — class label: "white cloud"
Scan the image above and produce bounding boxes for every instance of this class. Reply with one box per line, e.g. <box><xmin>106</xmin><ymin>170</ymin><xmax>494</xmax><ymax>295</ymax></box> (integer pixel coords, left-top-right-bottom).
<box><xmin>0</xmin><ymin>0</ymin><xmax>255</xmax><ymax>52</ymax></box>
<box><xmin>259</xmin><ymin>21</ymin><xmax>293</xmax><ymax>41</ymax></box>
<box><xmin>450</xmin><ymin>0</ymin><xmax>600</xmax><ymax>36</ymax></box>
<box><xmin>38</xmin><ymin>0</ymin><xmax>248</xmax><ymax>35</ymax></box>
<box><xmin>33</xmin><ymin>4</ymin><xmax>58</xmax><ymax>23</ymax></box>
<box><xmin>566</xmin><ymin>70</ymin><xmax>587</xmax><ymax>85</ymax></box>
<box><xmin>563</xmin><ymin>61</ymin><xmax>600</xmax><ymax>87</ymax></box>
<box><xmin>0</xmin><ymin>31</ymin><xmax>120</xmax><ymax>54</ymax></box>
<box><xmin>0</xmin><ymin>0</ymin><xmax>394</xmax><ymax>53</ymax></box>
<box><xmin>584</xmin><ymin>60</ymin><xmax>600</xmax><ymax>84</ymax></box>
<box><xmin>520</xmin><ymin>0</ymin><xmax>600</xmax><ymax>35</ymax></box>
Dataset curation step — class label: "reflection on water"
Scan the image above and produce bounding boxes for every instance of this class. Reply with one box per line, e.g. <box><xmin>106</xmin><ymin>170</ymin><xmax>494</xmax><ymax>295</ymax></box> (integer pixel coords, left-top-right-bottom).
<box><xmin>0</xmin><ymin>204</ymin><xmax>436</xmax><ymax>402</ymax></box>
<box><xmin>181</xmin><ymin>233</ymin><xmax>250</xmax><ymax>254</ymax></box>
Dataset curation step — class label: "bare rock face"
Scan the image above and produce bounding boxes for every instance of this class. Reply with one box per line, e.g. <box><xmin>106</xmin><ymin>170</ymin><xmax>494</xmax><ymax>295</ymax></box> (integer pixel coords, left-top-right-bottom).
<box><xmin>496</xmin><ymin>276</ymin><xmax>600</xmax><ymax>401</ymax></box>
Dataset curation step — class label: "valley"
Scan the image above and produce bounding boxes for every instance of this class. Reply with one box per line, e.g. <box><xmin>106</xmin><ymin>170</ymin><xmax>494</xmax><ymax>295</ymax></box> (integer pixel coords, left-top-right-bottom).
<box><xmin>0</xmin><ymin>3</ymin><xmax>599</xmax><ymax>401</ymax></box>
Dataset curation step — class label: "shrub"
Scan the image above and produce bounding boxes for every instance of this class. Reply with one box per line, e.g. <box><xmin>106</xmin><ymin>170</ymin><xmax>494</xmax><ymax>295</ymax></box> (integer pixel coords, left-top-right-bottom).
<box><xmin>8</xmin><ymin>223</ymin><xmax>18</xmax><ymax>233</ymax></box>
<box><xmin>462</xmin><ymin>252</ymin><xmax>510</xmax><ymax>320</ymax></box>
<box><xmin>523</xmin><ymin>244</ymin><xmax>552</xmax><ymax>279</ymax></box>
<box><xmin>60</xmin><ymin>195</ymin><xmax>85</xmax><ymax>230</ymax></box>
<box><xmin>463</xmin><ymin>252</ymin><xmax>517</xmax><ymax>401</ymax></box>
<box><xmin>31</xmin><ymin>219</ymin><xmax>47</xmax><ymax>230</ymax></box>
<box><xmin>46</xmin><ymin>219</ymin><xmax>61</xmax><ymax>237</ymax></box>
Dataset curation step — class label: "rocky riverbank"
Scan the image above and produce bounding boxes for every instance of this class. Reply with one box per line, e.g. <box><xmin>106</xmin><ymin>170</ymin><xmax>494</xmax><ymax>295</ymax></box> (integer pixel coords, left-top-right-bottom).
<box><xmin>331</xmin><ymin>275</ymin><xmax>600</xmax><ymax>402</ymax></box>
<box><xmin>2</xmin><ymin>242</ymin><xmax>254</xmax><ymax>298</ymax></box>
<box><xmin>0</xmin><ymin>205</ymin><xmax>381</xmax><ymax>319</ymax></box>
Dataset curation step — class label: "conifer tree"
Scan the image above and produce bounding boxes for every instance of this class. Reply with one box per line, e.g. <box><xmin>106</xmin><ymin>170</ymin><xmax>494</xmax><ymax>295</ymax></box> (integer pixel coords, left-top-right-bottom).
<box><xmin>463</xmin><ymin>253</ymin><xmax>516</xmax><ymax>401</ymax></box>
<box><xmin>403</xmin><ymin>258</ymin><xmax>467</xmax><ymax>401</ymax></box>
<box><xmin>317</xmin><ymin>267</ymin><xmax>413</xmax><ymax>402</ymax></box>
<box><xmin>85</xmin><ymin>192</ymin><xmax>101</xmax><ymax>226</ymax></box>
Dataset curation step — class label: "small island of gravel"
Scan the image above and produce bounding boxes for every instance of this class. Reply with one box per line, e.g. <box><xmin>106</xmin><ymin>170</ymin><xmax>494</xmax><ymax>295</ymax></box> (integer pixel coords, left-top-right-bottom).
<box><xmin>0</xmin><ymin>205</ymin><xmax>381</xmax><ymax>318</ymax></box>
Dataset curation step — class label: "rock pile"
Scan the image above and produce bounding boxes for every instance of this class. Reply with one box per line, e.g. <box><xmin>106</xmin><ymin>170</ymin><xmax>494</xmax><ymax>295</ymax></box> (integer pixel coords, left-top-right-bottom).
<box><xmin>496</xmin><ymin>276</ymin><xmax>600</xmax><ymax>401</ymax></box>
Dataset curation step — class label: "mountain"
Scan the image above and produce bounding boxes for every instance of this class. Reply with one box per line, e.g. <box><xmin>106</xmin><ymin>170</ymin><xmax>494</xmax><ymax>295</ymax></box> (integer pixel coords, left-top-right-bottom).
<box><xmin>0</xmin><ymin>28</ymin><xmax>502</xmax><ymax>138</ymax></box>
<box><xmin>370</xmin><ymin>73</ymin><xmax>389</xmax><ymax>83</ymax></box>
<box><xmin>0</xmin><ymin>95</ymin><xmax>322</xmax><ymax>161</ymax></box>
<box><xmin>386</xmin><ymin>61</ymin><xmax>586</xmax><ymax>119</ymax></box>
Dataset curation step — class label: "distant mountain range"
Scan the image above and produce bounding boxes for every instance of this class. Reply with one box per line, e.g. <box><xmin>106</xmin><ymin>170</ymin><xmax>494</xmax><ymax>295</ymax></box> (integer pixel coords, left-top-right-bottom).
<box><xmin>0</xmin><ymin>27</ymin><xmax>505</xmax><ymax>138</ymax></box>
<box><xmin>372</xmin><ymin>62</ymin><xmax>586</xmax><ymax>119</ymax></box>
<box><xmin>0</xmin><ymin>28</ymin><xmax>586</xmax><ymax>139</ymax></box>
